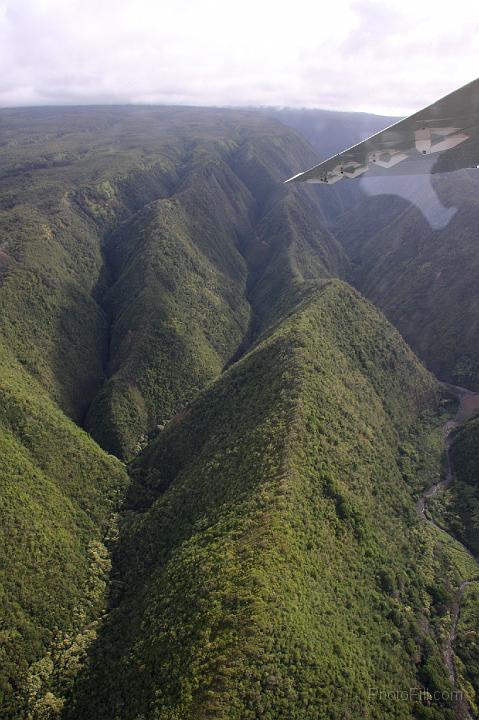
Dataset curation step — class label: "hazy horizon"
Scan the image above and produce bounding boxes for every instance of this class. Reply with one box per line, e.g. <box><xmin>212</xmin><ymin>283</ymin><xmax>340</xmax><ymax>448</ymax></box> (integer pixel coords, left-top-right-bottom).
<box><xmin>1</xmin><ymin>0</ymin><xmax>477</xmax><ymax>115</ymax></box>
<box><xmin>0</xmin><ymin>100</ymin><xmax>399</xmax><ymax>119</ymax></box>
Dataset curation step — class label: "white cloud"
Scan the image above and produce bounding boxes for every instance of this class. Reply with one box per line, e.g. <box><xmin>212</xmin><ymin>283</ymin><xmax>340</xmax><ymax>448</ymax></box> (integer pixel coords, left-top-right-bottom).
<box><xmin>0</xmin><ymin>0</ymin><xmax>478</xmax><ymax>113</ymax></box>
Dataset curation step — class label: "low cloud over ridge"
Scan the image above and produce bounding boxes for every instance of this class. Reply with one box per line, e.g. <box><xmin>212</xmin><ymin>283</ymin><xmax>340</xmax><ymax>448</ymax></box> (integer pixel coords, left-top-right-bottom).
<box><xmin>0</xmin><ymin>0</ymin><xmax>477</xmax><ymax>113</ymax></box>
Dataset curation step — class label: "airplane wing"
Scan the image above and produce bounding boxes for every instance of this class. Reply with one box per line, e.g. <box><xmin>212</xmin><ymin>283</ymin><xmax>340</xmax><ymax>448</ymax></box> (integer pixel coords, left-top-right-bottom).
<box><xmin>286</xmin><ymin>78</ymin><xmax>479</xmax><ymax>184</ymax></box>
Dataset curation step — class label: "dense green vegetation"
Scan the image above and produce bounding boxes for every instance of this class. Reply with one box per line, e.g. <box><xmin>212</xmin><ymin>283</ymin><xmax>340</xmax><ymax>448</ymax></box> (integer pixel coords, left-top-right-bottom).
<box><xmin>456</xmin><ymin>581</ymin><xmax>479</xmax><ymax>715</ymax></box>
<box><xmin>64</xmin><ymin>280</ymin><xmax>464</xmax><ymax>720</ymax></box>
<box><xmin>0</xmin><ymin>345</ymin><xmax>128</xmax><ymax>718</ymax></box>
<box><xmin>1</xmin><ymin>104</ymin><xmax>478</xmax><ymax>719</ymax></box>
<box><xmin>0</xmin><ymin>106</ymin><xmax>348</xmax><ymax>717</ymax></box>
<box><xmin>0</xmin><ymin>106</ymin><xmax>347</xmax><ymax>459</ymax></box>
<box><xmin>424</xmin><ymin>415</ymin><xmax>479</xmax><ymax>714</ymax></box>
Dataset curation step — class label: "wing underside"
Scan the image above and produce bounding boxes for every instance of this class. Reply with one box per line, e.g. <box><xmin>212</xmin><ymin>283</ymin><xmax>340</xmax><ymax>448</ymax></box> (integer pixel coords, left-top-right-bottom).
<box><xmin>286</xmin><ymin>78</ymin><xmax>479</xmax><ymax>184</ymax></box>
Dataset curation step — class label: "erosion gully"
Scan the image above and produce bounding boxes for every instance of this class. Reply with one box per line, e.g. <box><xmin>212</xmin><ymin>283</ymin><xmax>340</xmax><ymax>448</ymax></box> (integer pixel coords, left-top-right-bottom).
<box><xmin>417</xmin><ymin>386</ymin><xmax>479</xmax><ymax>719</ymax></box>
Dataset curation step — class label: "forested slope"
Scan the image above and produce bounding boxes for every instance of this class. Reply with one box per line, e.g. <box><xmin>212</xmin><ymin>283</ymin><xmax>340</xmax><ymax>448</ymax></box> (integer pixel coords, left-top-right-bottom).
<box><xmin>435</xmin><ymin>416</ymin><xmax>479</xmax><ymax>557</ymax></box>
<box><xmin>0</xmin><ymin>106</ymin><xmax>346</xmax><ymax>717</ymax></box>
<box><xmin>0</xmin><ymin>106</ymin><xmax>346</xmax><ymax>460</ymax></box>
<box><xmin>275</xmin><ymin>107</ymin><xmax>479</xmax><ymax>389</ymax></box>
<box><xmin>64</xmin><ymin>281</ymin><xmax>455</xmax><ymax>720</ymax></box>
<box><xmin>0</xmin><ymin>345</ymin><xmax>128</xmax><ymax>718</ymax></box>
<box><xmin>449</xmin><ymin>416</ymin><xmax>479</xmax><ymax>715</ymax></box>
<box><xmin>1</xmin><ymin>105</ymin><xmax>478</xmax><ymax>720</ymax></box>
<box><xmin>334</xmin><ymin>171</ymin><xmax>479</xmax><ymax>388</ymax></box>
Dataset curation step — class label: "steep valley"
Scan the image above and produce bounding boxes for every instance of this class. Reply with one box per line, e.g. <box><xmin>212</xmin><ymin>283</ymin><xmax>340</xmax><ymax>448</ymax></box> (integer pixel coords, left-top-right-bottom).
<box><xmin>273</xmin><ymin>108</ymin><xmax>479</xmax><ymax>390</ymax></box>
<box><xmin>0</xmin><ymin>105</ymin><xmax>478</xmax><ymax>720</ymax></box>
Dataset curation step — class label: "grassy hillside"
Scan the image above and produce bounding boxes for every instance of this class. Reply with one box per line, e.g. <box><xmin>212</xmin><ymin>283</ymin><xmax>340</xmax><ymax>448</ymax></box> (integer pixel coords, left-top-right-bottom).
<box><xmin>63</xmin><ymin>280</ymin><xmax>464</xmax><ymax>720</ymax></box>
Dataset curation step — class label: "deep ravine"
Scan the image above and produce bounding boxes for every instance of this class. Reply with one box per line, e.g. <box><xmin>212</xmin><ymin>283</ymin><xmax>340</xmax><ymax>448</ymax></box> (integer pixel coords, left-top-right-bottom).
<box><xmin>417</xmin><ymin>386</ymin><xmax>479</xmax><ymax>719</ymax></box>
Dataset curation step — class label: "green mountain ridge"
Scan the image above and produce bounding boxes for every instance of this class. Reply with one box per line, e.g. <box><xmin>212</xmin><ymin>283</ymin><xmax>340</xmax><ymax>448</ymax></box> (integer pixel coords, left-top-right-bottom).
<box><xmin>1</xmin><ymin>106</ymin><xmax>347</xmax><ymax>459</ymax></box>
<box><xmin>0</xmin><ymin>106</ymin><xmax>350</xmax><ymax>717</ymax></box>
<box><xmin>67</xmin><ymin>280</ymin><xmax>445</xmax><ymax>720</ymax></box>
<box><xmin>0</xmin><ymin>105</ymin><xmax>478</xmax><ymax>720</ymax></box>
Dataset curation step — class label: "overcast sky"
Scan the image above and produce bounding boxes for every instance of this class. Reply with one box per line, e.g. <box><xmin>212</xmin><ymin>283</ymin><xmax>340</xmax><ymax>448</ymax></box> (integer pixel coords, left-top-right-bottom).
<box><xmin>0</xmin><ymin>0</ymin><xmax>477</xmax><ymax>114</ymax></box>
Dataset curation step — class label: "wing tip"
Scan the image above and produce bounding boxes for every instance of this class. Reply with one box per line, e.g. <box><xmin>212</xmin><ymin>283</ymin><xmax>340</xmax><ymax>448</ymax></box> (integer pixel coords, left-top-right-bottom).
<box><xmin>284</xmin><ymin>172</ymin><xmax>304</xmax><ymax>184</ymax></box>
